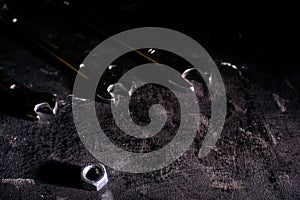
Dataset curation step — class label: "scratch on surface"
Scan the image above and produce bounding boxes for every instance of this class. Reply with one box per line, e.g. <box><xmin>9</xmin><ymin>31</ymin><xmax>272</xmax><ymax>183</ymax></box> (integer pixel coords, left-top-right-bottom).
<box><xmin>210</xmin><ymin>180</ymin><xmax>244</xmax><ymax>190</ymax></box>
<box><xmin>229</xmin><ymin>99</ymin><xmax>247</xmax><ymax>114</ymax></box>
<box><xmin>1</xmin><ymin>178</ymin><xmax>35</xmax><ymax>189</ymax></box>
<box><xmin>238</xmin><ymin>127</ymin><xmax>252</xmax><ymax>136</ymax></box>
<box><xmin>264</xmin><ymin>123</ymin><xmax>278</xmax><ymax>145</ymax></box>
<box><xmin>0</xmin><ymin>60</ymin><xmax>17</xmax><ymax>68</ymax></box>
<box><xmin>57</xmin><ymin>197</ymin><xmax>68</xmax><ymax>200</ymax></box>
<box><xmin>40</xmin><ymin>68</ymin><xmax>58</xmax><ymax>76</ymax></box>
<box><xmin>285</xmin><ymin>79</ymin><xmax>295</xmax><ymax>90</ymax></box>
<box><xmin>272</xmin><ymin>93</ymin><xmax>289</xmax><ymax>113</ymax></box>
<box><xmin>278</xmin><ymin>174</ymin><xmax>292</xmax><ymax>185</ymax></box>
<box><xmin>201</xmin><ymin>165</ymin><xmax>245</xmax><ymax>190</ymax></box>
<box><xmin>101</xmin><ymin>190</ymin><xmax>114</xmax><ymax>200</ymax></box>
<box><xmin>199</xmin><ymin>114</ymin><xmax>210</xmax><ymax>127</ymax></box>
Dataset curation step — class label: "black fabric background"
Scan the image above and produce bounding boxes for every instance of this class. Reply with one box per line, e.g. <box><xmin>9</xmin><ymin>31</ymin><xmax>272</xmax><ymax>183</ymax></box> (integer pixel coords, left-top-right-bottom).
<box><xmin>0</xmin><ymin>1</ymin><xmax>299</xmax><ymax>199</ymax></box>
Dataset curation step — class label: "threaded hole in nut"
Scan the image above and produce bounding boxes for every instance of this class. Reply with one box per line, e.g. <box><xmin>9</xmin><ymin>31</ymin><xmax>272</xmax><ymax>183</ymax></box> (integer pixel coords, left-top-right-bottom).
<box><xmin>85</xmin><ymin>166</ymin><xmax>103</xmax><ymax>181</ymax></box>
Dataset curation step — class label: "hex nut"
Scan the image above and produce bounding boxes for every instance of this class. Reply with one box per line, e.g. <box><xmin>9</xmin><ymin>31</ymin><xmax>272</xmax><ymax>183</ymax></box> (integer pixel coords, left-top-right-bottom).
<box><xmin>80</xmin><ymin>163</ymin><xmax>108</xmax><ymax>191</ymax></box>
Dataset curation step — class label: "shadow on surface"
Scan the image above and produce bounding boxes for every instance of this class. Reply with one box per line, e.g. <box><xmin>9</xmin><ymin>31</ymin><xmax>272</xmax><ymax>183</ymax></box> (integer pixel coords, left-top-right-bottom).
<box><xmin>36</xmin><ymin>161</ymin><xmax>83</xmax><ymax>189</ymax></box>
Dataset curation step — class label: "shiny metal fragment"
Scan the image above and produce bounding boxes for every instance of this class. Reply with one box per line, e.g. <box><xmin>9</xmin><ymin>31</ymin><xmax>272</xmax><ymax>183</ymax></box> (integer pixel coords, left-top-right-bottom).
<box><xmin>0</xmin><ymin>70</ymin><xmax>57</xmax><ymax>120</ymax></box>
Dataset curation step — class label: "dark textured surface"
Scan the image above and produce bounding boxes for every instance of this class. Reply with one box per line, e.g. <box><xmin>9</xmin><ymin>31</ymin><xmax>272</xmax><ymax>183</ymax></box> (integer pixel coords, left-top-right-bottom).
<box><xmin>0</xmin><ymin>1</ymin><xmax>300</xmax><ymax>199</ymax></box>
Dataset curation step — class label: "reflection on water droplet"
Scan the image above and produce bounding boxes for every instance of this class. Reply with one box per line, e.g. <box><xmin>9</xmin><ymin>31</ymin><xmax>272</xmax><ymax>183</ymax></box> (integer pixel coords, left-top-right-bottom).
<box><xmin>221</xmin><ymin>61</ymin><xmax>238</xmax><ymax>70</ymax></box>
<box><xmin>10</xmin><ymin>84</ymin><xmax>16</xmax><ymax>89</ymax></box>
<box><xmin>147</xmin><ymin>48</ymin><xmax>155</xmax><ymax>54</ymax></box>
<box><xmin>108</xmin><ymin>65</ymin><xmax>117</xmax><ymax>70</ymax></box>
<box><xmin>73</xmin><ymin>96</ymin><xmax>88</xmax><ymax>102</ymax></box>
<box><xmin>209</xmin><ymin>73</ymin><xmax>212</xmax><ymax>85</ymax></box>
<box><xmin>190</xmin><ymin>86</ymin><xmax>195</xmax><ymax>92</ymax></box>
<box><xmin>59</xmin><ymin>100</ymin><xmax>66</xmax><ymax>106</ymax></box>
<box><xmin>128</xmin><ymin>79</ymin><xmax>144</xmax><ymax>96</ymax></box>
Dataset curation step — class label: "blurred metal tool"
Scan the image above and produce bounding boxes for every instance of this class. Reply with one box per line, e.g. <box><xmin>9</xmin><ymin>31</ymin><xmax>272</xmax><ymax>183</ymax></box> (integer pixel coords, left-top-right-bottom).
<box><xmin>44</xmin><ymin>0</ymin><xmax>200</xmax><ymax>93</ymax></box>
<box><xmin>18</xmin><ymin>0</ymin><xmax>200</xmax><ymax>93</ymax></box>
<box><xmin>0</xmin><ymin>0</ymin><xmax>203</xmax><ymax>104</ymax></box>
<box><xmin>0</xmin><ymin>70</ymin><xmax>57</xmax><ymax>120</ymax></box>
<box><xmin>0</xmin><ymin>0</ymin><xmax>113</xmax><ymax>102</ymax></box>
<box><xmin>0</xmin><ymin>0</ymin><xmax>84</xmax><ymax>77</ymax></box>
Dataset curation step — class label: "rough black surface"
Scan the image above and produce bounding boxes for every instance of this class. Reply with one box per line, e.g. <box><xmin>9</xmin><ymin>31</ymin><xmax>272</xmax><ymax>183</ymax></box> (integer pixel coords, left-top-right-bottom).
<box><xmin>0</xmin><ymin>1</ymin><xmax>299</xmax><ymax>199</ymax></box>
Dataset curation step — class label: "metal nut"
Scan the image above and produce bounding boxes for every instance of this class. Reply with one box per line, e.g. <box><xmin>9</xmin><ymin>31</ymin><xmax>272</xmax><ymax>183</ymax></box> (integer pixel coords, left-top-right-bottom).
<box><xmin>80</xmin><ymin>163</ymin><xmax>108</xmax><ymax>191</ymax></box>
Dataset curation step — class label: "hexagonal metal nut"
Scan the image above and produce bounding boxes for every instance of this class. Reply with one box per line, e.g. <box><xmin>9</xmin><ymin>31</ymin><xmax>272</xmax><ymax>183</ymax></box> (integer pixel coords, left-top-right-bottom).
<box><xmin>80</xmin><ymin>163</ymin><xmax>108</xmax><ymax>191</ymax></box>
